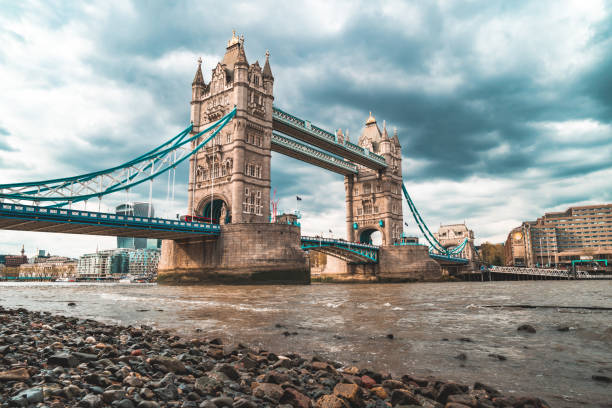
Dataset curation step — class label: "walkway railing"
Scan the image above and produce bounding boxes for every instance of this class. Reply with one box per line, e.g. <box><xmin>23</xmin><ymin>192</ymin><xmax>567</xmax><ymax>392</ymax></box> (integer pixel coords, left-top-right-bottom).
<box><xmin>273</xmin><ymin>107</ymin><xmax>387</xmax><ymax>168</ymax></box>
<box><xmin>300</xmin><ymin>236</ymin><xmax>379</xmax><ymax>262</ymax></box>
<box><xmin>430</xmin><ymin>253</ymin><xmax>470</xmax><ymax>264</ymax></box>
<box><xmin>271</xmin><ymin>133</ymin><xmax>358</xmax><ymax>174</ymax></box>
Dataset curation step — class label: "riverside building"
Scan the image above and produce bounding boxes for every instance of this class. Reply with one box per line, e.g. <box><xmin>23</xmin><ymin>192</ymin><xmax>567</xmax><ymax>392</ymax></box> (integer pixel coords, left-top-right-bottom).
<box><xmin>504</xmin><ymin>203</ymin><xmax>612</xmax><ymax>269</ymax></box>
<box><xmin>77</xmin><ymin>248</ymin><xmax>160</xmax><ymax>279</ymax></box>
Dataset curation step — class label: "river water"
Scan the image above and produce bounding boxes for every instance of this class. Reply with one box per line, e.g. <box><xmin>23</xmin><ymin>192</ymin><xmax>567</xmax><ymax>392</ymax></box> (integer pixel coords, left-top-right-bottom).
<box><xmin>0</xmin><ymin>281</ymin><xmax>610</xmax><ymax>407</ymax></box>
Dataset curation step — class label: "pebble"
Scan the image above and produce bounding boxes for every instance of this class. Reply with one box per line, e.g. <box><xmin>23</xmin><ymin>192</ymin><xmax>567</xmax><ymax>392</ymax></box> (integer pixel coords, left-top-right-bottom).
<box><xmin>0</xmin><ymin>305</ymin><xmax>550</xmax><ymax>408</ymax></box>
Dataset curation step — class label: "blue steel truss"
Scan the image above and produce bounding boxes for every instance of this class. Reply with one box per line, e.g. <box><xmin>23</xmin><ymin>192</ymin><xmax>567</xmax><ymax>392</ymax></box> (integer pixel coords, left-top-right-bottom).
<box><xmin>273</xmin><ymin>107</ymin><xmax>387</xmax><ymax>169</ymax></box>
<box><xmin>0</xmin><ymin>202</ymin><xmax>220</xmax><ymax>238</ymax></box>
<box><xmin>301</xmin><ymin>236</ymin><xmax>379</xmax><ymax>263</ymax></box>
<box><xmin>0</xmin><ymin>108</ymin><xmax>236</xmax><ymax>207</ymax></box>
<box><xmin>401</xmin><ymin>182</ymin><xmax>468</xmax><ymax>256</ymax></box>
<box><xmin>429</xmin><ymin>252</ymin><xmax>470</xmax><ymax>264</ymax></box>
<box><xmin>271</xmin><ymin>132</ymin><xmax>358</xmax><ymax>174</ymax></box>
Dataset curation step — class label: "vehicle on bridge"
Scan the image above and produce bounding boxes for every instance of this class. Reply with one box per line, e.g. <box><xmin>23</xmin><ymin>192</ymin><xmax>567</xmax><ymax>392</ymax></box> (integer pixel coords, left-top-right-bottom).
<box><xmin>179</xmin><ymin>215</ymin><xmax>218</xmax><ymax>224</ymax></box>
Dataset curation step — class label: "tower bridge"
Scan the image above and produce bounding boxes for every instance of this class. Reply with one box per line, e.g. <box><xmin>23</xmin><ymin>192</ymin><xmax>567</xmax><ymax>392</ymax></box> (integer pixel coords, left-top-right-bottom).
<box><xmin>0</xmin><ymin>32</ymin><xmax>473</xmax><ymax>283</ymax></box>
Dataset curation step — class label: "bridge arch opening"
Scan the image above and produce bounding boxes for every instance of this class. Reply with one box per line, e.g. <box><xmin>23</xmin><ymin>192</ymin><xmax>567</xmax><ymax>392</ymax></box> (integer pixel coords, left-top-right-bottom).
<box><xmin>202</xmin><ymin>198</ymin><xmax>230</xmax><ymax>224</ymax></box>
<box><xmin>359</xmin><ymin>229</ymin><xmax>382</xmax><ymax>246</ymax></box>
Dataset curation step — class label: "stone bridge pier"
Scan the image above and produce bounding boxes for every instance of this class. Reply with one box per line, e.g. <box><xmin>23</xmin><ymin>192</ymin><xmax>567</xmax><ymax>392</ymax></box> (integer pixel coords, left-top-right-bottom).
<box><xmin>158</xmin><ymin>223</ymin><xmax>309</xmax><ymax>284</ymax></box>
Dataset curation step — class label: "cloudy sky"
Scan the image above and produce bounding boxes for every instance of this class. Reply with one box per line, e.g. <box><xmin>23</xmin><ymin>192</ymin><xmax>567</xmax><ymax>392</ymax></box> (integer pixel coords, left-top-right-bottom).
<box><xmin>1</xmin><ymin>0</ymin><xmax>611</xmax><ymax>257</ymax></box>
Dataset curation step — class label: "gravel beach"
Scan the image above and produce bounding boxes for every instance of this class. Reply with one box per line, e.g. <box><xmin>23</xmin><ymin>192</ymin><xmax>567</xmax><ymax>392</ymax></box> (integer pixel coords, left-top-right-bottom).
<box><xmin>0</xmin><ymin>305</ymin><xmax>552</xmax><ymax>408</ymax></box>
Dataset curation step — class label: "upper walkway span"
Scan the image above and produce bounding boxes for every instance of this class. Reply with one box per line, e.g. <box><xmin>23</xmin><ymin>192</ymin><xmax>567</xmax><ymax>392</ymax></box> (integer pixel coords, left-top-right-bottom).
<box><xmin>273</xmin><ymin>107</ymin><xmax>387</xmax><ymax>171</ymax></box>
<box><xmin>271</xmin><ymin>133</ymin><xmax>357</xmax><ymax>175</ymax></box>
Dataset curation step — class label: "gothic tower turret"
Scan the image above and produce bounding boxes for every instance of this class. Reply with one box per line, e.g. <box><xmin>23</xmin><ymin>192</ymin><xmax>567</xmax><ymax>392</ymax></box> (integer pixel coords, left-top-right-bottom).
<box><xmin>345</xmin><ymin>112</ymin><xmax>403</xmax><ymax>245</ymax></box>
<box><xmin>187</xmin><ymin>31</ymin><xmax>273</xmax><ymax>225</ymax></box>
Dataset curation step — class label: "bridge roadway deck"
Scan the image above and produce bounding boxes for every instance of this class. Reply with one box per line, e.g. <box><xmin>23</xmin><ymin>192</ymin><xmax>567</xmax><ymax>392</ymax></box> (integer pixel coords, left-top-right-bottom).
<box><xmin>273</xmin><ymin>107</ymin><xmax>387</xmax><ymax>171</ymax></box>
<box><xmin>0</xmin><ymin>203</ymin><xmax>220</xmax><ymax>239</ymax></box>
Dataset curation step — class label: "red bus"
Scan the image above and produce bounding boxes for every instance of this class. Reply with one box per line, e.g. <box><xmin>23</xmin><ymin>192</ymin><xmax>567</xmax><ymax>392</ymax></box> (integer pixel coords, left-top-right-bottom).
<box><xmin>180</xmin><ymin>215</ymin><xmax>218</xmax><ymax>224</ymax></box>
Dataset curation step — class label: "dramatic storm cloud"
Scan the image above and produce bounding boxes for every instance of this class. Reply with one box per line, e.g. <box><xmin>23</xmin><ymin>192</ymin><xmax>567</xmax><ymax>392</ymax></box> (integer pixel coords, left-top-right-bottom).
<box><xmin>0</xmin><ymin>0</ymin><xmax>610</xmax><ymax>257</ymax></box>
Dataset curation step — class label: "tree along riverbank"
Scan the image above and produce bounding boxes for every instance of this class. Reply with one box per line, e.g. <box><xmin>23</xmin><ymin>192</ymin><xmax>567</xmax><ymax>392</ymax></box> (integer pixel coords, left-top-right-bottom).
<box><xmin>0</xmin><ymin>306</ymin><xmax>552</xmax><ymax>408</ymax></box>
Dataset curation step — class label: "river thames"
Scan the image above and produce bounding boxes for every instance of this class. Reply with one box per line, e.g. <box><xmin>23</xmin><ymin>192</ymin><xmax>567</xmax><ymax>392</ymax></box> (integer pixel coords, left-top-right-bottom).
<box><xmin>1</xmin><ymin>280</ymin><xmax>610</xmax><ymax>407</ymax></box>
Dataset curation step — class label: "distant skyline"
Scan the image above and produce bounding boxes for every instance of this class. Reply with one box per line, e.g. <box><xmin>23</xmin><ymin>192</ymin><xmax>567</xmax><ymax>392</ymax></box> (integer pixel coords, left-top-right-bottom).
<box><xmin>1</xmin><ymin>1</ymin><xmax>611</xmax><ymax>257</ymax></box>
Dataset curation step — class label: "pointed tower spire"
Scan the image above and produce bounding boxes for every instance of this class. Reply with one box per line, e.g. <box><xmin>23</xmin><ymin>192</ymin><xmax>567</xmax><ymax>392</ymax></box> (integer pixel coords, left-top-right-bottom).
<box><xmin>192</xmin><ymin>57</ymin><xmax>204</xmax><ymax>86</ymax></box>
<box><xmin>263</xmin><ymin>50</ymin><xmax>273</xmax><ymax>79</ymax></box>
<box><xmin>382</xmin><ymin>120</ymin><xmax>389</xmax><ymax>139</ymax></box>
<box><xmin>235</xmin><ymin>39</ymin><xmax>248</xmax><ymax>66</ymax></box>
<box><xmin>366</xmin><ymin>111</ymin><xmax>376</xmax><ymax>125</ymax></box>
<box><xmin>392</xmin><ymin>127</ymin><xmax>400</xmax><ymax>146</ymax></box>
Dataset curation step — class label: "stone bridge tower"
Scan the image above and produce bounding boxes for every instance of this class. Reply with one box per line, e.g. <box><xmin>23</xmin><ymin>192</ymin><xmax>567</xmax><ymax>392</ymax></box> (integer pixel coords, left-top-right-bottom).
<box><xmin>345</xmin><ymin>113</ymin><xmax>404</xmax><ymax>246</ymax></box>
<box><xmin>188</xmin><ymin>31</ymin><xmax>273</xmax><ymax>224</ymax></box>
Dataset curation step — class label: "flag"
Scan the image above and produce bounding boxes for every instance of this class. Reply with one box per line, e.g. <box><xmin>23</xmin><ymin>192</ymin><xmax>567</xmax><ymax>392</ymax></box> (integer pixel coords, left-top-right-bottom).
<box><xmin>296</xmin><ymin>196</ymin><xmax>302</xmax><ymax>201</ymax></box>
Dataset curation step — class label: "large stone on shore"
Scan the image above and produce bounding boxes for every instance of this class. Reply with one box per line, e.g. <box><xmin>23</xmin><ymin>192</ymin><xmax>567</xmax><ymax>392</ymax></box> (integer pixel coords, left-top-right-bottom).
<box><xmin>0</xmin><ymin>367</ymin><xmax>30</xmax><ymax>381</ymax></box>
<box><xmin>517</xmin><ymin>324</ymin><xmax>536</xmax><ymax>333</ymax></box>
<box><xmin>102</xmin><ymin>389</ymin><xmax>126</xmax><ymax>404</ymax></box>
<box><xmin>78</xmin><ymin>393</ymin><xmax>102</xmax><ymax>407</ymax></box>
<box><xmin>48</xmin><ymin>352</ymin><xmax>78</xmax><ymax>367</ymax></box>
<box><xmin>11</xmin><ymin>388</ymin><xmax>44</xmax><ymax>405</ymax></box>
<box><xmin>280</xmin><ymin>388</ymin><xmax>312</xmax><ymax>408</ymax></box>
<box><xmin>315</xmin><ymin>395</ymin><xmax>350</xmax><ymax>408</ymax></box>
<box><xmin>435</xmin><ymin>383</ymin><xmax>468</xmax><ymax>404</ymax></box>
<box><xmin>252</xmin><ymin>382</ymin><xmax>285</xmax><ymax>402</ymax></box>
<box><xmin>390</xmin><ymin>389</ymin><xmax>420</xmax><ymax>406</ymax></box>
<box><xmin>333</xmin><ymin>383</ymin><xmax>361</xmax><ymax>407</ymax></box>
<box><xmin>194</xmin><ymin>376</ymin><xmax>223</xmax><ymax>395</ymax></box>
<box><xmin>148</xmin><ymin>355</ymin><xmax>187</xmax><ymax>373</ymax></box>
<box><xmin>370</xmin><ymin>387</ymin><xmax>388</xmax><ymax>400</ymax></box>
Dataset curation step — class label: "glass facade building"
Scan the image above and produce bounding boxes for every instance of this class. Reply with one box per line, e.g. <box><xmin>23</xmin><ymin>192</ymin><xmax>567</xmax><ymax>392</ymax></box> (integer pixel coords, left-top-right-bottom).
<box><xmin>116</xmin><ymin>203</ymin><xmax>161</xmax><ymax>249</ymax></box>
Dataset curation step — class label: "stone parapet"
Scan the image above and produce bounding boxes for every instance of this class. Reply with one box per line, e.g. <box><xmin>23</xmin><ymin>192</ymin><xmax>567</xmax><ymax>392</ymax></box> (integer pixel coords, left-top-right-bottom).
<box><xmin>158</xmin><ymin>223</ymin><xmax>309</xmax><ymax>284</ymax></box>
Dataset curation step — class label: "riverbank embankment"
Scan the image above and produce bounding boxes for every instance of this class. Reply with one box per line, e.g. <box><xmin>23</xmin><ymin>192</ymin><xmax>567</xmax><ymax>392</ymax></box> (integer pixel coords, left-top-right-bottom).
<box><xmin>0</xmin><ymin>306</ymin><xmax>552</xmax><ymax>408</ymax></box>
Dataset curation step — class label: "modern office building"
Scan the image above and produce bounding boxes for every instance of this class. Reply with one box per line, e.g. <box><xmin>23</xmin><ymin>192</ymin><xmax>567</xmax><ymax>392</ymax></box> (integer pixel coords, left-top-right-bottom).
<box><xmin>77</xmin><ymin>249</ymin><xmax>131</xmax><ymax>279</ymax></box>
<box><xmin>115</xmin><ymin>203</ymin><xmax>161</xmax><ymax>249</ymax></box>
<box><xmin>77</xmin><ymin>248</ymin><xmax>160</xmax><ymax>279</ymax></box>
<box><xmin>504</xmin><ymin>203</ymin><xmax>612</xmax><ymax>269</ymax></box>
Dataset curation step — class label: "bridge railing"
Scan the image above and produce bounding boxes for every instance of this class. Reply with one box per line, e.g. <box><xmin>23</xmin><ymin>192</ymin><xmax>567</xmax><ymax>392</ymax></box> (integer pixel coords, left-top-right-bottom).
<box><xmin>429</xmin><ymin>252</ymin><xmax>470</xmax><ymax>263</ymax></box>
<box><xmin>0</xmin><ymin>203</ymin><xmax>221</xmax><ymax>233</ymax></box>
<box><xmin>273</xmin><ymin>107</ymin><xmax>387</xmax><ymax>167</ymax></box>
<box><xmin>301</xmin><ymin>236</ymin><xmax>379</xmax><ymax>250</ymax></box>
<box><xmin>271</xmin><ymin>133</ymin><xmax>358</xmax><ymax>173</ymax></box>
<box><xmin>488</xmin><ymin>266</ymin><xmax>571</xmax><ymax>278</ymax></box>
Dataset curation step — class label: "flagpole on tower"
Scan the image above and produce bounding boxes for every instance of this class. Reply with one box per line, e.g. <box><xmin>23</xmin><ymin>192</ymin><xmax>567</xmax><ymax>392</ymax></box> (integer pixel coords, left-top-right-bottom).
<box><xmin>296</xmin><ymin>195</ymin><xmax>302</xmax><ymax>218</ymax></box>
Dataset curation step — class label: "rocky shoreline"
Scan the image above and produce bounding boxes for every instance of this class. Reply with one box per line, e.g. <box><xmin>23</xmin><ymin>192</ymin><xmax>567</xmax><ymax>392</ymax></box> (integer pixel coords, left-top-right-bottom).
<box><xmin>0</xmin><ymin>306</ymin><xmax>551</xmax><ymax>408</ymax></box>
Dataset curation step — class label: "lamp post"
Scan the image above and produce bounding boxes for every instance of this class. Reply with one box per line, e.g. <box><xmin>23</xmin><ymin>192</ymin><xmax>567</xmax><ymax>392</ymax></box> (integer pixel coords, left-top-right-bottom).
<box><xmin>539</xmin><ymin>237</ymin><xmax>543</xmax><ymax>268</ymax></box>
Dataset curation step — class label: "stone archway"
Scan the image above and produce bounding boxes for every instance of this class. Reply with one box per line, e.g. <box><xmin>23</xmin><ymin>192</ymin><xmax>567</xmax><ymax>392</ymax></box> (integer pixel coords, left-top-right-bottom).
<box><xmin>196</xmin><ymin>194</ymin><xmax>231</xmax><ymax>224</ymax></box>
<box><xmin>358</xmin><ymin>227</ymin><xmax>384</xmax><ymax>246</ymax></box>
